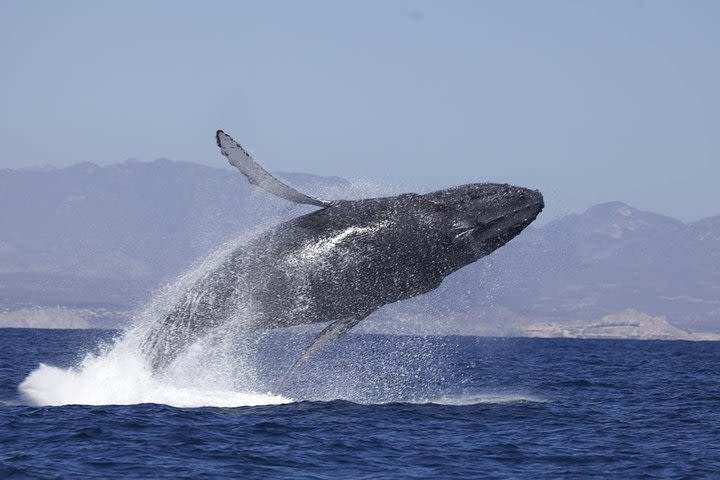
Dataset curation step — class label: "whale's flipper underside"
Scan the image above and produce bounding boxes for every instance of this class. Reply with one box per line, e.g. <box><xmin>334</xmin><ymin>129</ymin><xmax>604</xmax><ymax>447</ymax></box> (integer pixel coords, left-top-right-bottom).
<box><xmin>280</xmin><ymin>311</ymin><xmax>373</xmax><ymax>388</ymax></box>
<box><xmin>216</xmin><ymin>130</ymin><xmax>332</xmax><ymax>208</ymax></box>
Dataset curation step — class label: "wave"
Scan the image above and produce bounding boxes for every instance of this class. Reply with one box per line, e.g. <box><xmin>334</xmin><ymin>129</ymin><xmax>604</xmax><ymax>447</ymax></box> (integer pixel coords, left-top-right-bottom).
<box><xmin>417</xmin><ymin>393</ymin><xmax>546</xmax><ymax>406</ymax></box>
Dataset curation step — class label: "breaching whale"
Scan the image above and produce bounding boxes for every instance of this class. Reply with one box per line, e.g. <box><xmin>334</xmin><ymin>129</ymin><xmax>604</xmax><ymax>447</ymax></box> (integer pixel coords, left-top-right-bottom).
<box><xmin>142</xmin><ymin>131</ymin><xmax>544</xmax><ymax>376</ymax></box>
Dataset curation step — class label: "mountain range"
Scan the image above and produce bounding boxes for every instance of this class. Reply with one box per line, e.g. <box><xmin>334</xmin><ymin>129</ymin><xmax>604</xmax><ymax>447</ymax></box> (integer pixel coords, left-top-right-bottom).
<box><xmin>1</xmin><ymin>160</ymin><xmax>718</xmax><ymax>335</ymax></box>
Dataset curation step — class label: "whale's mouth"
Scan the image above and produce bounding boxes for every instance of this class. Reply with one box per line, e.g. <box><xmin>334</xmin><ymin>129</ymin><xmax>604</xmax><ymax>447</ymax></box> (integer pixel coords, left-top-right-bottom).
<box><xmin>452</xmin><ymin>200</ymin><xmax>543</xmax><ymax>244</ymax></box>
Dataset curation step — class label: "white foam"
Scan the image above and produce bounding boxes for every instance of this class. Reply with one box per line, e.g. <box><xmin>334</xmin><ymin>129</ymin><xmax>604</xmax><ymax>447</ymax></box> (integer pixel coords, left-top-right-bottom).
<box><xmin>18</xmin><ymin>338</ymin><xmax>291</xmax><ymax>408</ymax></box>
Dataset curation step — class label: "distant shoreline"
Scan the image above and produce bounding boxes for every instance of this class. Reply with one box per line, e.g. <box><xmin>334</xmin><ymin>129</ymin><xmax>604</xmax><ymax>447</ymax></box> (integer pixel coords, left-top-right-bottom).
<box><xmin>2</xmin><ymin>326</ymin><xmax>718</xmax><ymax>342</ymax></box>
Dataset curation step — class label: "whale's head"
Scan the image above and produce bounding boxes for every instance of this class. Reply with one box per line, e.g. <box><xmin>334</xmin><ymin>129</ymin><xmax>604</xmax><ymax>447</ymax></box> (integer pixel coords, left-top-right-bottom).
<box><xmin>287</xmin><ymin>181</ymin><xmax>543</xmax><ymax>294</ymax></box>
<box><xmin>417</xmin><ymin>183</ymin><xmax>544</xmax><ymax>271</ymax></box>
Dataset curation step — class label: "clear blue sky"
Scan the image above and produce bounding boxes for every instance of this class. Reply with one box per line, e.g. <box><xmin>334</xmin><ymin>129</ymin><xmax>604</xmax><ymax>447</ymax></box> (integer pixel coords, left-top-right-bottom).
<box><xmin>1</xmin><ymin>1</ymin><xmax>718</xmax><ymax>221</ymax></box>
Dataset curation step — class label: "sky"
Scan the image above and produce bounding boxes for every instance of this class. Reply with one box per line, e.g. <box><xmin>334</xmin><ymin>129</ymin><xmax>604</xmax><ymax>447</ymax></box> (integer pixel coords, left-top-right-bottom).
<box><xmin>1</xmin><ymin>1</ymin><xmax>718</xmax><ymax>222</ymax></box>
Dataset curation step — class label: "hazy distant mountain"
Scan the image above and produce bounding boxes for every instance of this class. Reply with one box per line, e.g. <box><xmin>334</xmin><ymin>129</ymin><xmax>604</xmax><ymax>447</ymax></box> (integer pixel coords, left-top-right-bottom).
<box><xmin>1</xmin><ymin>160</ymin><xmax>718</xmax><ymax>334</ymax></box>
<box><xmin>0</xmin><ymin>160</ymin><xmax>348</xmax><ymax>309</ymax></box>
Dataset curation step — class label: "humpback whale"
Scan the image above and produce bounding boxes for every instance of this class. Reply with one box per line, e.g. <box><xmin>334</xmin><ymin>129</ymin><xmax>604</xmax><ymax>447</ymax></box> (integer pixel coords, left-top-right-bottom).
<box><xmin>142</xmin><ymin>131</ymin><xmax>544</xmax><ymax>376</ymax></box>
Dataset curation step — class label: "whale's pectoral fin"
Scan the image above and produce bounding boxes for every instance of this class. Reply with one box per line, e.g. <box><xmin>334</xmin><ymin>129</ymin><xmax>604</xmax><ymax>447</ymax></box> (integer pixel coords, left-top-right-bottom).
<box><xmin>216</xmin><ymin>130</ymin><xmax>332</xmax><ymax>208</ymax></box>
<box><xmin>280</xmin><ymin>312</ymin><xmax>372</xmax><ymax>388</ymax></box>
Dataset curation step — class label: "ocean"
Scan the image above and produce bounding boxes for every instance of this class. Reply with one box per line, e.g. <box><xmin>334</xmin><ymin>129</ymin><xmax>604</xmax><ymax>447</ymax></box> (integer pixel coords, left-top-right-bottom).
<box><xmin>1</xmin><ymin>328</ymin><xmax>719</xmax><ymax>478</ymax></box>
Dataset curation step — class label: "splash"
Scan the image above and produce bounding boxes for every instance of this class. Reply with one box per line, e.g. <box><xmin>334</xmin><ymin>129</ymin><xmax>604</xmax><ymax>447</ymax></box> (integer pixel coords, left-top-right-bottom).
<box><xmin>17</xmin><ymin>180</ymin><xmax>393</xmax><ymax>408</ymax></box>
<box><xmin>18</xmin><ymin>339</ymin><xmax>291</xmax><ymax>408</ymax></box>
<box><xmin>18</xmin><ymin>224</ymin><xmax>295</xmax><ymax>408</ymax></box>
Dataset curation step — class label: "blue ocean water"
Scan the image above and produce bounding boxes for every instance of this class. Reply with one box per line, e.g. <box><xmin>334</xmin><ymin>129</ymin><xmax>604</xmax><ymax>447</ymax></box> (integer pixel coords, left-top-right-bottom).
<box><xmin>1</xmin><ymin>328</ymin><xmax>719</xmax><ymax>478</ymax></box>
